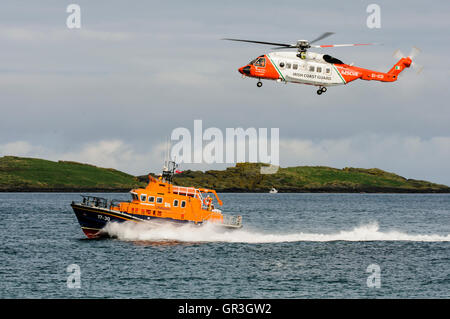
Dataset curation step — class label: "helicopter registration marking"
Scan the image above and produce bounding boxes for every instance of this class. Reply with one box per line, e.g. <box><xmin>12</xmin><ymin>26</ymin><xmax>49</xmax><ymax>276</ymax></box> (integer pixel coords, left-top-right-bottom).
<box><xmin>371</xmin><ymin>73</ymin><xmax>384</xmax><ymax>79</ymax></box>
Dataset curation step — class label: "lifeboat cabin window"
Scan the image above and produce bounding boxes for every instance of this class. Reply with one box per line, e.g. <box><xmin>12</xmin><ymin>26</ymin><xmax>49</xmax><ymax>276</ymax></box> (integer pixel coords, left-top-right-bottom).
<box><xmin>156</xmin><ymin>197</ymin><xmax>163</xmax><ymax>204</ymax></box>
<box><xmin>173</xmin><ymin>199</ymin><xmax>179</xmax><ymax>207</ymax></box>
<box><xmin>148</xmin><ymin>196</ymin><xmax>155</xmax><ymax>203</ymax></box>
<box><xmin>254</xmin><ymin>57</ymin><xmax>265</xmax><ymax>67</ymax></box>
<box><xmin>181</xmin><ymin>200</ymin><xmax>186</xmax><ymax>208</ymax></box>
<box><xmin>131</xmin><ymin>193</ymin><xmax>138</xmax><ymax>201</ymax></box>
<box><xmin>140</xmin><ymin>194</ymin><xmax>147</xmax><ymax>202</ymax></box>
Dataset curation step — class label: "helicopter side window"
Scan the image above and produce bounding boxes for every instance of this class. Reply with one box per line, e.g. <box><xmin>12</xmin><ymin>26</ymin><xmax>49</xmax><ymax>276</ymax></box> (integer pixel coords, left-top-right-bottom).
<box><xmin>286</xmin><ymin>63</ymin><xmax>291</xmax><ymax>69</ymax></box>
<box><xmin>309</xmin><ymin>65</ymin><xmax>315</xmax><ymax>72</ymax></box>
<box><xmin>316</xmin><ymin>66</ymin><xmax>322</xmax><ymax>73</ymax></box>
<box><xmin>254</xmin><ymin>58</ymin><xmax>265</xmax><ymax>67</ymax></box>
<box><xmin>279</xmin><ymin>61</ymin><xmax>285</xmax><ymax>68</ymax></box>
<box><xmin>323</xmin><ymin>54</ymin><xmax>344</xmax><ymax>64</ymax></box>
<box><xmin>293</xmin><ymin>64</ymin><xmax>298</xmax><ymax>70</ymax></box>
<box><xmin>325</xmin><ymin>68</ymin><xmax>331</xmax><ymax>74</ymax></box>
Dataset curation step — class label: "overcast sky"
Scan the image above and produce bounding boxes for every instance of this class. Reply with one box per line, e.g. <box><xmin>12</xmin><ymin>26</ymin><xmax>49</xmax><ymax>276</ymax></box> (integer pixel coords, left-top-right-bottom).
<box><xmin>0</xmin><ymin>0</ymin><xmax>449</xmax><ymax>185</ymax></box>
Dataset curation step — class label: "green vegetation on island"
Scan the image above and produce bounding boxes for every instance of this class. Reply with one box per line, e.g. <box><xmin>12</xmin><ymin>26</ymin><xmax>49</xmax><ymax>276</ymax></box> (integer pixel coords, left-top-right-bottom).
<box><xmin>168</xmin><ymin>163</ymin><xmax>450</xmax><ymax>193</ymax></box>
<box><xmin>0</xmin><ymin>156</ymin><xmax>144</xmax><ymax>192</ymax></box>
<box><xmin>0</xmin><ymin>156</ymin><xmax>449</xmax><ymax>193</ymax></box>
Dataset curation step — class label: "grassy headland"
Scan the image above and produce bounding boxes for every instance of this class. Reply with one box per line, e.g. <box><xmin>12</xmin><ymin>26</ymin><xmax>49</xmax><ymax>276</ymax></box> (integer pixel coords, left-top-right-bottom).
<box><xmin>0</xmin><ymin>156</ymin><xmax>144</xmax><ymax>192</ymax></box>
<box><xmin>0</xmin><ymin>156</ymin><xmax>448</xmax><ymax>193</ymax></box>
<box><xmin>168</xmin><ymin>163</ymin><xmax>450</xmax><ymax>193</ymax></box>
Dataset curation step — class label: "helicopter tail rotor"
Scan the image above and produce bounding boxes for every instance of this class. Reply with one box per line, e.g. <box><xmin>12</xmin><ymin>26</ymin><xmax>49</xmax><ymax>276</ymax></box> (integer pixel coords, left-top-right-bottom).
<box><xmin>393</xmin><ymin>47</ymin><xmax>423</xmax><ymax>74</ymax></box>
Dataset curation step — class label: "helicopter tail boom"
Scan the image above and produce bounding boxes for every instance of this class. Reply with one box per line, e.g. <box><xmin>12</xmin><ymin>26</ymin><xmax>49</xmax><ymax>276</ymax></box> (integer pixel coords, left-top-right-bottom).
<box><xmin>351</xmin><ymin>57</ymin><xmax>412</xmax><ymax>83</ymax></box>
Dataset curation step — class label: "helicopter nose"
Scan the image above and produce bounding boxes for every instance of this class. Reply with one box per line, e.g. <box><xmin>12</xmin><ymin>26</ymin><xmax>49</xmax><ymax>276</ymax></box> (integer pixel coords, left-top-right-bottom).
<box><xmin>238</xmin><ymin>65</ymin><xmax>251</xmax><ymax>75</ymax></box>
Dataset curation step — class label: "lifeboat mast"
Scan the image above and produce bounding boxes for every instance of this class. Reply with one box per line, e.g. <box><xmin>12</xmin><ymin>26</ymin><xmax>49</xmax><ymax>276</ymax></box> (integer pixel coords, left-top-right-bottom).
<box><xmin>161</xmin><ymin>159</ymin><xmax>178</xmax><ymax>184</ymax></box>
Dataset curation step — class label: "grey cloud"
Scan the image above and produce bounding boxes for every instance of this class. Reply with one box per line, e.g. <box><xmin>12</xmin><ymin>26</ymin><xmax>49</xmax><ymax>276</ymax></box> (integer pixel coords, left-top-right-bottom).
<box><xmin>0</xmin><ymin>0</ymin><xmax>449</xmax><ymax>184</ymax></box>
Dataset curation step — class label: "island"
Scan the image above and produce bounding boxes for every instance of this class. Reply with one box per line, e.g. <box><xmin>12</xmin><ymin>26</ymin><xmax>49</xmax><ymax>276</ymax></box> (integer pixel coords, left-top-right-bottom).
<box><xmin>1</xmin><ymin>156</ymin><xmax>449</xmax><ymax>193</ymax></box>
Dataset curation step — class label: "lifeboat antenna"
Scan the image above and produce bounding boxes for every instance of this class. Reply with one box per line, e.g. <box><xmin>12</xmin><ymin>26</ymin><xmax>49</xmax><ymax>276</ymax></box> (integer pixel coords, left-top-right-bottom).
<box><xmin>163</xmin><ymin>137</ymin><xmax>170</xmax><ymax>171</ymax></box>
<box><xmin>162</xmin><ymin>137</ymin><xmax>177</xmax><ymax>183</ymax></box>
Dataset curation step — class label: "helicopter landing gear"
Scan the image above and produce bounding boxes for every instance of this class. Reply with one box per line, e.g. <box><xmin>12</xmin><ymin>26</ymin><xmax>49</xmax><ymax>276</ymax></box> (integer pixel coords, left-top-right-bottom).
<box><xmin>317</xmin><ymin>86</ymin><xmax>327</xmax><ymax>95</ymax></box>
<box><xmin>257</xmin><ymin>80</ymin><xmax>263</xmax><ymax>87</ymax></box>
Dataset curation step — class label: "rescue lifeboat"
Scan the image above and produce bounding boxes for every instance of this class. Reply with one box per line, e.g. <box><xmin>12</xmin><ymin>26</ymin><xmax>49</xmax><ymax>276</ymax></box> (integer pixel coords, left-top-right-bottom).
<box><xmin>71</xmin><ymin>160</ymin><xmax>243</xmax><ymax>238</ymax></box>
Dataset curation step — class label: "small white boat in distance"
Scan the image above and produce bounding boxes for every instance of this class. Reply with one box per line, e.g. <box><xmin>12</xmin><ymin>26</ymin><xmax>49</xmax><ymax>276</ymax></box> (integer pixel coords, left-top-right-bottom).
<box><xmin>269</xmin><ymin>187</ymin><xmax>278</xmax><ymax>194</ymax></box>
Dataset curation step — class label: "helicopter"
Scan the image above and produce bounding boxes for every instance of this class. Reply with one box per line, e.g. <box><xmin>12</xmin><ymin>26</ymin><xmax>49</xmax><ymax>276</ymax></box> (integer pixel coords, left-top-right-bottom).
<box><xmin>224</xmin><ymin>32</ymin><xmax>421</xmax><ymax>95</ymax></box>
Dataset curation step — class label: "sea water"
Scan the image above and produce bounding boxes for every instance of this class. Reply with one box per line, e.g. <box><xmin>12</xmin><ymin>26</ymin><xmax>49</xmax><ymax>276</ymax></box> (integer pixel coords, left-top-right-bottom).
<box><xmin>0</xmin><ymin>193</ymin><xmax>449</xmax><ymax>298</ymax></box>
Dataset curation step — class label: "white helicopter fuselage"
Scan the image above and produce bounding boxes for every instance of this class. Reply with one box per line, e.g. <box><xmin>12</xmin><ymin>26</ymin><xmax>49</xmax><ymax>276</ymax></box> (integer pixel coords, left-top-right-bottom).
<box><xmin>266</xmin><ymin>51</ymin><xmax>346</xmax><ymax>87</ymax></box>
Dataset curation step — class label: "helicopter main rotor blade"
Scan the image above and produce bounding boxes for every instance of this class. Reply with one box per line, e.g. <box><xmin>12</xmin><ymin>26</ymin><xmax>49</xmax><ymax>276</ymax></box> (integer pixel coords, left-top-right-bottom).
<box><xmin>222</xmin><ymin>38</ymin><xmax>293</xmax><ymax>47</ymax></box>
<box><xmin>309</xmin><ymin>32</ymin><xmax>335</xmax><ymax>44</ymax></box>
<box><xmin>311</xmin><ymin>43</ymin><xmax>379</xmax><ymax>48</ymax></box>
<box><xmin>272</xmin><ymin>46</ymin><xmax>297</xmax><ymax>50</ymax></box>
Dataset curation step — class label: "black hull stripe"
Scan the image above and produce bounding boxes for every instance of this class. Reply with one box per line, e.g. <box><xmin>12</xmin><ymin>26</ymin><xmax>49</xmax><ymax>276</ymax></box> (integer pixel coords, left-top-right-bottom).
<box><xmin>71</xmin><ymin>204</ymin><xmax>193</xmax><ymax>230</ymax></box>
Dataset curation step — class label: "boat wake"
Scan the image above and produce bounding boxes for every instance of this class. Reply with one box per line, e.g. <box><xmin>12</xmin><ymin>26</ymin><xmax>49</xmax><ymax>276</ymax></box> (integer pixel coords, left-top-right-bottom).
<box><xmin>101</xmin><ymin>221</ymin><xmax>450</xmax><ymax>243</ymax></box>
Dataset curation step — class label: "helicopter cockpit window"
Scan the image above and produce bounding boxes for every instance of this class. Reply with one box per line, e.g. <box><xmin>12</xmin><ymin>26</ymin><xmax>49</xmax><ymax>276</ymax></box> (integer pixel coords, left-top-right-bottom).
<box><xmin>323</xmin><ymin>54</ymin><xmax>344</xmax><ymax>64</ymax></box>
<box><xmin>248</xmin><ymin>58</ymin><xmax>257</xmax><ymax>65</ymax></box>
<box><xmin>254</xmin><ymin>57</ymin><xmax>266</xmax><ymax>67</ymax></box>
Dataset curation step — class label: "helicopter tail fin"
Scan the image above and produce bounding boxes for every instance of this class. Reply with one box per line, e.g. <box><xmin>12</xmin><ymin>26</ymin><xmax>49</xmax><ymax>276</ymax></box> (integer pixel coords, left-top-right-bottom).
<box><xmin>387</xmin><ymin>57</ymin><xmax>412</xmax><ymax>77</ymax></box>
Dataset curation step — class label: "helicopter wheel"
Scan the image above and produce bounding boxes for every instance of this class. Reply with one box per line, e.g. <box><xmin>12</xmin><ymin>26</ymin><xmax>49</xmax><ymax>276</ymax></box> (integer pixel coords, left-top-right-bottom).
<box><xmin>317</xmin><ymin>86</ymin><xmax>326</xmax><ymax>95</ymax></box>
<box><xmin>257</xmin><ymin>81</ymin><xmax>263</xmax><ymax>87</ymax></box>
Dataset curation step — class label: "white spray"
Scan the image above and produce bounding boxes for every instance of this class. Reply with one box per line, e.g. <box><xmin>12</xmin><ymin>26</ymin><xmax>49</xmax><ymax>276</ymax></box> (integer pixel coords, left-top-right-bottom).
<box><xmin>102</xmin><ymin>221</ymin><xmax>450</xmax><ymax>243</ymax></box>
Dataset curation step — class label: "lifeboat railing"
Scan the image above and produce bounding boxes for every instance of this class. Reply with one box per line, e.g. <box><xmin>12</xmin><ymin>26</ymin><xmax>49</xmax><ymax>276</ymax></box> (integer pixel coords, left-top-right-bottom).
<box><xmin>80</xmin><ymin>195</ymin><xmax>109</xmax><ymax>208</ymax></box>
<box><xmin>172</xmin><ymin>186</ymin><xmax>204</xmax><ymax>202</ymax></box>
<box><xmin>172</xmin><ymin>186</ymin><xmax>199</xmax><ymax>196</ymax></box>
<box><xmin>79</xmin><ymin>195</ymin><xmax>128</xmax><ymax>210</ymax></box>
<box><xmin>201</xmin><ymin>212</ymin><xmax>242</xmax><ymax>228</ymax></box>
<box><xmin>222</xmin><ymin>214</ymin><xmax>243</xmax><ymax>228</ymax></box>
